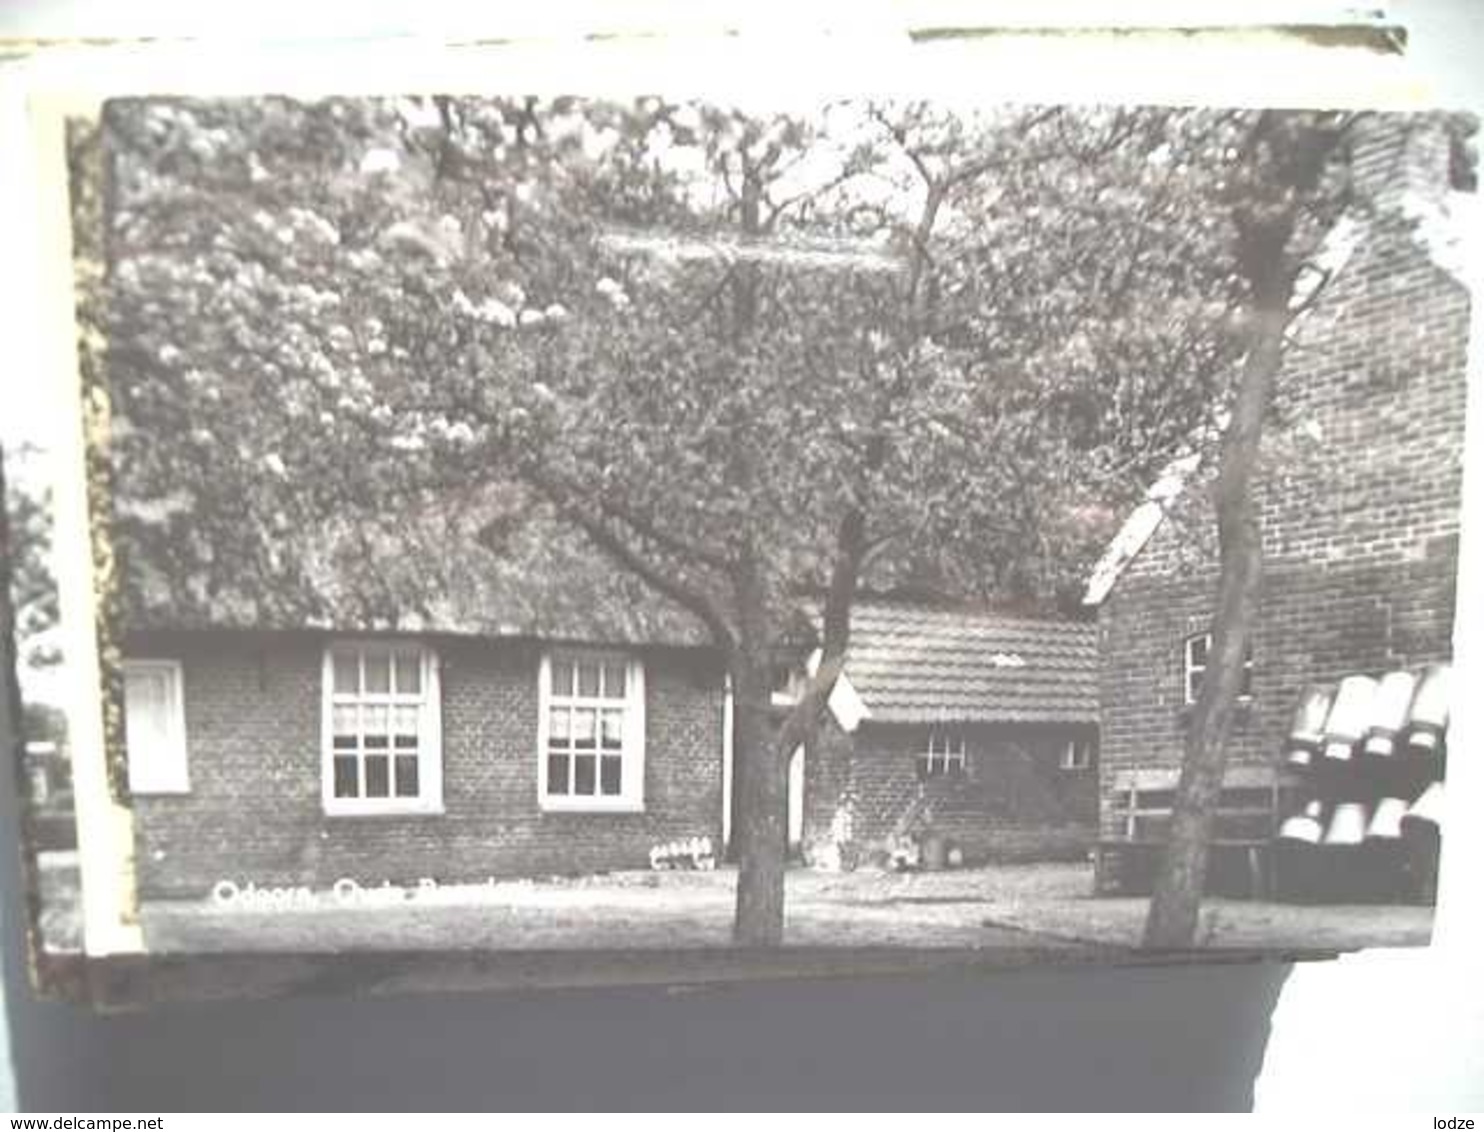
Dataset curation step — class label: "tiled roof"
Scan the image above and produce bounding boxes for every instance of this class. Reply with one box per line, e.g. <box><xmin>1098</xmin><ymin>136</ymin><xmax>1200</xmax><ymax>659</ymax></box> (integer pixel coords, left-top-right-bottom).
<box><xmin>845</xmin><ymin>601</ymin><xmax>1099</xmax><ymax>725</ymax></box>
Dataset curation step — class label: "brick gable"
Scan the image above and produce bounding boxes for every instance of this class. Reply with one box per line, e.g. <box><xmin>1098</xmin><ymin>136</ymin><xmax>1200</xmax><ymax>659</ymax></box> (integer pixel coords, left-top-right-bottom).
<box><xmin>1096</xmin><ymin>116</ymin><xmax>1470</xmax><ymax>838</ymax></box>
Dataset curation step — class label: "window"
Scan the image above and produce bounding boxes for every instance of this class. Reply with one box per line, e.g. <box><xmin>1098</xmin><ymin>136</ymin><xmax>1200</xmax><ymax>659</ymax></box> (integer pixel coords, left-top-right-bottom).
<box><xmin>323</xmin><ymin>643</ymin><xmax>442</xmax><ymax>815</ymax></box>
<box><xmin>123</xmin><ymin>660</ymin><xmax>189</xmax><ymax>793</ymax></box>
<box><xmin>538</xmin><ymin>652</ymin><xmax>646</xmax><ymax>812</ymax></box>
<box><xmin>917</xmin><ymin>730</ymin><xmax>967</xmax><ymax>779</ymax></box>
<box><xmin>769</xmin><ymin>660</ymin><xmax>803</xmax><ymax>707</ymax></box>
<box><xmin>1183</xmin><ymin>632</ymin><xmax>1254</xmax><ymax>705</ymax></box>
<box><xmin>1061</xmin><ymin>737</ymin><xmax>1095</xmax><ymax>770</ymax></box>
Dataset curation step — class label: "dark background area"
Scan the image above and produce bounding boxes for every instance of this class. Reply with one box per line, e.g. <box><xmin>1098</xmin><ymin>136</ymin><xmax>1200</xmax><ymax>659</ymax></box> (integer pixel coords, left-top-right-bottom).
<box><xmin>7</xmin><ymin>966</ymin><xmax>1289</xmax><ymax>1111</ymax></box>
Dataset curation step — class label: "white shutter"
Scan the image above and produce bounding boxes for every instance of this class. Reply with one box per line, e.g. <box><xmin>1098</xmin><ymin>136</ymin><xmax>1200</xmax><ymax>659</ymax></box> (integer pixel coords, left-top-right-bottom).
<box><xmin>624</xmin><ymin>656</ymin><xmax>646</xmax><ymax>809</ymax></box>
<box><xmin>124</xmin><ymin>661</ymin><xmax>189</xmax><ymax>794</ymax></box>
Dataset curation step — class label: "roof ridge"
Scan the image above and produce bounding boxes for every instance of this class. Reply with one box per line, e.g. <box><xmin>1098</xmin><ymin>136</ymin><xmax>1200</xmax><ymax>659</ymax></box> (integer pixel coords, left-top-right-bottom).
<box><xmin>851</xmin><ymin>603</ymin><xmax>1096</xmax><ymax>627</ymax></box>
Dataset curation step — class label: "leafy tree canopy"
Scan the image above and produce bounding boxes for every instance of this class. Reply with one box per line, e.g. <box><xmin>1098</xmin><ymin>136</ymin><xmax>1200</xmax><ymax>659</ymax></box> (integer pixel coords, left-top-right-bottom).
<box><xmin>99</xmin><ymin>97</ymin><xmax>1257</xmax><ymax>635</ymax></box>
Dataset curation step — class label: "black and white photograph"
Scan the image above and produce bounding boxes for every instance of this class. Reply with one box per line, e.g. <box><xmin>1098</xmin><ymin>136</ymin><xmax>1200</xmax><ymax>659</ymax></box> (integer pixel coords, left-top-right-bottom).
<box><xmin>6</xmin><ymin>89</ymin><xmax>1474</xmax><ymax>971</ymax></box>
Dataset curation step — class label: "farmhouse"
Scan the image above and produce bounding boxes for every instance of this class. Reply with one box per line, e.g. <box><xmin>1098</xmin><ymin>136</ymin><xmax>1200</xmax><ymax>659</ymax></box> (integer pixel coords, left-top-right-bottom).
<box><xmin>119</xmin><ymin>516</ymin><xmax>1101</xmax><ymax>897</ymax></box>
<box><xmin>1082</xmin><ymin>116</ymin><xmax>1472</xmax><ymax>894</ymax></box>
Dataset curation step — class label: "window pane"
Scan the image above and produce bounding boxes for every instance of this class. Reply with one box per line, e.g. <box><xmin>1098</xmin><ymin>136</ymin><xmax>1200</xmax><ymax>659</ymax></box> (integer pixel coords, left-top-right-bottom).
<box><xmin>600</xmin><ymin>709</ymin><xmax>624</xmax><ymax>751</ymax></box>
<box><xmin>1133</xmin><ymin>815</ymin><xmax>1172</xmax><ymax>840</ymax></box>
<box><xmin>364</xmin><ymin>755</ymin><xmax>390</xmax><ymax>797</ymax></box>
<box><xmin>363</xmin><ymin>704</ymin><xmax>389</xmax><ymax>737</ymax></box>
<box><xmin>769</xmin><ymin>663</ymin><xmax>792</xmax><ymax>695</ymax></box>
<box><xmin>124</xmin><ymin>672</ymin><xmax>169</xmax><ymax>754</ymax></box>
<box><xmin>333</xmin><ymin>652</ymin><xmax>359</xmax><ymax>694</ymax></box>
<box><xmin>547</xmin><ymin>754</ymin><xmax>569</xmax><ymax>794</ymax></box>
<box><xmin>393</xmin><ymin>651</ymin><xmax>421</xmax><ymax>695</ymax></box>
<box><xmin>602</xmin><ymin>662</ymin><xmax>626</xmax><ymax>699</ymax></box>
<box><xmin>1220</xmin><ymin>787</ymin><xmax>1272</xmax><ymax>808</ymax></box>
<box><xmin>1189</xmin><ymin>635</ymin><xmax>1209</xmax><ymax>665</ymax></box>
<box><xmin>333</xmin><ymin>703</ymin><xmax>358</xmax><ymax>739</ymax></box>
<box><xmin>551</xmin><ymin>661</ymin><xmax>574</xmax><ymax>697</ymax></box>
<box><xmin>600</xmin><ymin>756</ymin><xmax>622</xmax><ymax>795</ymax></box>
<box><xmin>573</xmin><ymin>753</ymin><xmax>596</xmax><ymax>795</ymax></box>
<box><xmin>364</xmin><ymin>652</ymin><xmax>391</xmax><ymax>694</ymax></box>
<box><xmin>572</xmin><ymin>708</ymin><xmax>596</xmax><ymax>749</ymax></box>
<box><xmin>577</xmin><ymin>662</ymin><xmax>601</xmax><ymax>697</ymax></box>
<box><xmin>394</xmin><ymin>755</ymin><xmax>419</xmax><ymax>797</ymax></box>
<box><xmin>393</xmin><ymin>705</ymin><xmax>419</xmax><ymax>748</ymax></box>
<box><xmin>549</xmin><ymin>706</ymin><xmax>570</xmax><ymax>744</ymax></box>
<box><xmin>125</xmin><ymin>670</ymin><xmax>166</xmax><ymax>717</ymax></box>
<box><xmin>333</xmin><ymin>755</ymin><xmax>359</xmax><ymax>798</ymax></box>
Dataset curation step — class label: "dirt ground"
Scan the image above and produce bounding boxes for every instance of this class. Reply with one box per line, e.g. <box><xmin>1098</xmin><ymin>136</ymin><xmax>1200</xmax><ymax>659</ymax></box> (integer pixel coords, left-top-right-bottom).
<box><xmin>114</xmin><ymin>861</ymin><xmax>1434</xmax><ymax>955</ymax></box>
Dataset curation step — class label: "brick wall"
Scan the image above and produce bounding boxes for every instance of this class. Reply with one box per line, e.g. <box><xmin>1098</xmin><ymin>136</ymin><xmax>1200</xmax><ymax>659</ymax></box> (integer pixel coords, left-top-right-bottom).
<box><xmin>1096</xmin><ymin>115</ymin><xmax>1470</xmax><ymax>838</ymax></box>
<box><xmin>803</xmin><ymin>719</ymin><xmax>1098</xmax><ymax>865</ymax></box>
<box><xmin>128</xmin><ymin>633</ymin><xmax>726</xmax><ymax>898</ymax></box>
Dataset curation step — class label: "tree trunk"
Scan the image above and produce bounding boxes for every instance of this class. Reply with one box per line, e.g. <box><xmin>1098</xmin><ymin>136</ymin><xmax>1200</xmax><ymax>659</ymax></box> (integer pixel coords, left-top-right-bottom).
<box><xmin>1143</xmin><ymin>303</ymin><xmax>1287</xmax><ymax>949</ymax></box>
<box><xmin>731</xmin><ymin>656</ymin><xmax>788</xmax><ymax>946</ymax></box>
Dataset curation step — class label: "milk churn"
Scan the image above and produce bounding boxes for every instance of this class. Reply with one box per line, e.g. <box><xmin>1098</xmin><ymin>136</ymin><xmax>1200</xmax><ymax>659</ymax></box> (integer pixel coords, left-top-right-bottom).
<box><xmin>1404</xmin><ymin>663</ymin><xmax>1450</xmax><ymax>755</ymax></box>
<box><xmin>1284</xmin><ymin>685</ymin><xmax>1335</xmax><ymax>768</ymax></box>
<box><xmin>1363</xmin><ymin>670</ymin><xmax>1418</xmax><ymax>758</ymax></box>
<box><xmin>1322</xmin><ymin>675</ymin><xmax>1379</xmax><ymax>762</ymax></box>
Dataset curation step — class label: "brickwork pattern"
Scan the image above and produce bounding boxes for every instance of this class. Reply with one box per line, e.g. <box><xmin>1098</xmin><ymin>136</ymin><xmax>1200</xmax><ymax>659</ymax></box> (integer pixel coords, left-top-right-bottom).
<box><xmin>803</xmin><ymin>720</ymin><xmax>1098</xmax><ymax>864</ymax></box>
<box><xmin>131</xmin><ymin>635</ymin><xmax>726</xmax><ymax>898</ymax></box>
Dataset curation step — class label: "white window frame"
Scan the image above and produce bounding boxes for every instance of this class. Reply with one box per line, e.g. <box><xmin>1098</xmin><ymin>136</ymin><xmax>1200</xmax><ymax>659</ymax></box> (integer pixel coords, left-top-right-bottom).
<box><xmin>321</xmin><ymin>642</ymin><xmax>443</xmax><ymax>817</ymax></box>
<box><xmin>1061</xmin><ymin>736</ymin><xmax>1095</xmax><ymax>770</ymax></box>
<box><xmin>123</xmin><ymin>659</ymin><xmax>189</xmax><ymax>794</ymax></box>
<box><xmin>1183</xmin><ymin>631</ymin><xmax>1254</xmax><ymax>706</ymax></box>
<box><xmin>917</xmin><ymin>730</ymin><xmax>968</xmax><ymax>778</ymax></box>
<box><xmin>537</xmin><ymin>651</ymin><xmax>646</xmax><ymax>813</ymax></box>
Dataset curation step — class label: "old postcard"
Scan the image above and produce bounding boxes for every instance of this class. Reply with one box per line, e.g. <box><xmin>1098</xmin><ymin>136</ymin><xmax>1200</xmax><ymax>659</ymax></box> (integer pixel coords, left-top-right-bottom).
<box><xmin>0</xmin><ymin>24</ymin><xmax>1475</xmax><ymax>1005</ymax></box>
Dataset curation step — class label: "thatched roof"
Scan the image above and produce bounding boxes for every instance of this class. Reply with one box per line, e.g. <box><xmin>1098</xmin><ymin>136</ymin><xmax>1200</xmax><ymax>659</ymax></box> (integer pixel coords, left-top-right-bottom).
<box><xmin>119</xmin><ymin>496</ymin><xmax>711</xmax><ymax>648</ymax></box>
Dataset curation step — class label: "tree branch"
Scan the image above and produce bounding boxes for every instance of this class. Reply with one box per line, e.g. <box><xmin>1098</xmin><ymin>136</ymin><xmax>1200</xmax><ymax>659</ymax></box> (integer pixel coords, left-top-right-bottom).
<box><xmin>520</xmin><ymin>467</ymin><xmax>738</xmax><ymax>649</ymax></box>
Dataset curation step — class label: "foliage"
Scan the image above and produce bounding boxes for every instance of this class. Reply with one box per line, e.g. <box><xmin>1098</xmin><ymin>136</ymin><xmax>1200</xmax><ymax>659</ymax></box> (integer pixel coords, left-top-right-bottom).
<box><xmin>101</xmin><ymin>98</ymin><xmax>1250</xmax><ymax>626</ymax></box>
<box><xmin>3</xmin><ymin>445</ymin><xmax>61</xmax><ymax>678</ymax></box>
